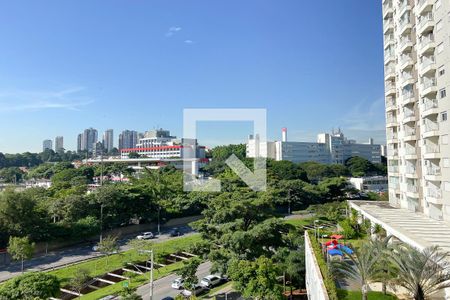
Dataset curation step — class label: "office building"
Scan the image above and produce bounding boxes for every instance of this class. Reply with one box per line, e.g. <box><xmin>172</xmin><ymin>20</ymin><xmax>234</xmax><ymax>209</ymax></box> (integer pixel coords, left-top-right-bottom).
<box><xmin>42</xmin><ymin>139</ymin><xmax>52</xmax><ymax>152</ymax></box>
<box><xmin>77</xmin><ymin>134</ymin><xmax>82</xmax><ymax>152</ymax></box>
<box><xmin>247</xmin><ymin>128</ymin><xmax>382</xmax><ymax>164</ymax></box>
<box><xmin>102</xmin><ymin>129</ymin><xmax>114</xmax><ymax>153</ymax></box>
<box><xmin>55</xmin><ymin>136</ymin><xmax>64</xmax><ymax>152</ymax></box>
<box><xmin>118</xmin><ymin>130</ymin><xmax>138</xmax><ymax>150</ymax></box>
<box><xmin>383</xmin><ymin>0</ymin><xmax>450</xmax><ymax>219</ymax></box>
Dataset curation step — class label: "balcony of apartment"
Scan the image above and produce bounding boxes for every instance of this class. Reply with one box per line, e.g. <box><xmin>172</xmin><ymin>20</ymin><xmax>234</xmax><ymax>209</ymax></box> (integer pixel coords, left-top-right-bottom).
<box><xmin>402</xmin><ymin>89</ymin><xmax>415</xmax><ymax>105</ymax></box>
<box><xmin>383</xmin><ymin>18</ymin><xmax>394</xmax><ymax>34</ymax></box>
<box><xmin>404</xmin><ymin>145</ymin><xmax>417</xmax><ymax>159</ymax></box>
<box><xmin>424</xmin><ymin>143</ymin><xmax>440</xmax><ymax>159</ymax></box>
<box><xmin>416</xmin><ymin>0</ymin><xmax>433</xmax><ymax>15</ymax></box>
<box><xmin>406</xmin><ymin>183</ymin><xmax>419</xmax><ymax>198</ymax></box>
<box><xmin>420</xmin><ymin>76</ymin><xmax>437</xmax><ymax>97</ymax></box>
<box><xmin>387</xmin><ymin>131</ymin><xmax>398</xmax><ymax>142</ymax></box>
<box><xmin>399</xmin><ymin>36</ymin><xmax>413</xmax><ymax>53</ymax></box>
<box><xmin>418</xmin><ymin>33</ymin><xmax>435</xmax><ymax>55</ymax></box>
<box><xmin>400</xmin><ymin>70</ymin><xmax>415</xmax><ymax>87</ymax></box>
<box><xmin>404</xmin><ymin>127</ymin><xmax>417</xmax><ymax>142</ymax></box>
<box><xmin>384</xmin><ymin>48</ymin><xmax>396</xmax><ymax>65</ymax></box>
<box><xmin>417</xmin><ymin>12</ymin><xmax>434</xmax><ymax>35</ymax></box>
<box><xmin>405</xmin><ymin>165</ymin><xmax>418</xmax><ymax>178</ymax></box>
<box><xmin>384</xmin><ymin>33</ymin><xmax>395</xmax><ymax>50</ymax></box>
<box><xmin>399</xmin><ymin>53</ymin><xmax>415</xmax><ymax>71</ymax></box>
<box><xmin>387</xmin><ymin>148</ymin><xmax>399</xmax><ymax>158</ymax></box>
<box><xmin>383</xmin><ymin>1</ymin><xmax>394</xmax><ymax>18</ymax></box>
<box><xmin>421</xmin><ymin>98</ymin><xmax>438</xmax><ymax>117</ymax></box>
<box><xmin>402</xmin><ymin>107</ymin><xmax>416</xmax><ymax>124</ymax></box>
<box><xmin>386</xmin><ymin>114</ymin><xmax>398</xmax><ymax>127</ymax></box>
<box><xmin>425</xmin><ymin>166</ymin><xmax>442</xmax><ymax>182</ymax></box>
<box><xmin>385</xmin><ymin>81</ymin><xmax>396</xmax><ymax>96</ymax></box>
<box><xmin>398</xmin><ymin>17</ymin><xmax>413</xmax><ymax>35</ymax></box>
<box><xmin>388</xmin><ymin>165</ymin><xmax>400</xmax><ymax>174</ymax></box>
<box><xmin>419</xmin><ymin>55</ymin><xmax>436</xmax><ymax>76</ymax></box>
<box><xmin>426</xmin><ymin>187</ymin><xmax>442</xmax><ymax>205</ymax></box>
<box><xmin>423</xmin><ymin>119</ymin><xmax>439</xmax><ymax>138</ymax></box>
<box><xmin>384</xmin><ymin>64</ymin><xmax>396</xmax><ymax>81</ymax></box>
<box><xmin>385</xmin><ymin>96</ymin><xmax>397</xmax><ymax>111</ymax></box>
<box><xmin>398</xmin><ymin>0</ymin><xmax>411</xmax><ymax>16</ymax></box>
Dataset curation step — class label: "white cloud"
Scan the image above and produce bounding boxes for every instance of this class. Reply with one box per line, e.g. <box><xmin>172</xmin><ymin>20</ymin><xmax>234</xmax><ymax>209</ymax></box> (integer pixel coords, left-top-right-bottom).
<box><xmin>0</xmin><ymin>86</ymin><xmax>93</xmax><ymax>112</ymax></box>
<box><xmin>184</xmin><ymin>39</ymin><xmax>194</xmax><ymax>44</ymax></box>
<box><xmin>165</xmin><ymin>26</ymin><xmax>182</xmax><ymax>37</ymax></box>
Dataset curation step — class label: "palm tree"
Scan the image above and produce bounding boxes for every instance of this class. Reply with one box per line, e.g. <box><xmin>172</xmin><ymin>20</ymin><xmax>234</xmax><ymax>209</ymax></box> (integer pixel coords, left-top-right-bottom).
<box><xmin>388</xmin><ymin>245</ymin><xmax>450</xmax><ymax>300</ymax></box>
<box><xmin>330</xmin><ymin>237</ymin><xmax>390</xmax><ymax>300</ymax></box>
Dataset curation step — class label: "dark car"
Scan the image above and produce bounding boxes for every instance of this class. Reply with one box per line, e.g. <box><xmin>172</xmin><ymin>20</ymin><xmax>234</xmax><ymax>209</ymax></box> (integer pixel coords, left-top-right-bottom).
<box><xmin>169</xmin><ymin>228</ymin><xmax>183</xmax><ymax>237</ymax></box>
<box><xmin>161</xmin><ymin>297</ymin><xmax>174</xmax><ymax>300</ymax></box>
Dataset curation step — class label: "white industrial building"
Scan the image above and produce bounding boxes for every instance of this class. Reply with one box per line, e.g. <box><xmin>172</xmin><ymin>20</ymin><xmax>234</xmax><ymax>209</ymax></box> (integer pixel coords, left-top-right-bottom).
<box><xmin>348</xmin><ymin>176</ymin><xmax>389</xmax><ymax>192</ymax></box>
<box><xmin>247</xmin><ymin>128</ymin><xmax>382</xmax><ymax>164</ymax></box>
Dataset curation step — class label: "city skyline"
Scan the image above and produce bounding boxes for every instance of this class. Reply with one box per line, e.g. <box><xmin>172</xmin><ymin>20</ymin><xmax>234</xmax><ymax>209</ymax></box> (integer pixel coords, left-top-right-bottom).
<box><xmin>0</xmin><ymin>1</ymin><xmax>384</xmax><ymax>153</ymax></box>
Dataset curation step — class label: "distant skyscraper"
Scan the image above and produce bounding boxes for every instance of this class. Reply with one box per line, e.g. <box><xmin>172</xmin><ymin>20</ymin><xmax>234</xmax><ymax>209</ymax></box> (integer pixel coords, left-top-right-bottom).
<box><xmin>42</xmin><ymin>139</ymin><xmax>52</xmax><ymax>152</ymax></box>
<box><xmin>78</xmin><ymin>128</ymin><xmax>98</xmax><ymax>152</ymax></box>
<box><xmin>119</xmin><ymin>130</ymin><xmax>138</xmax><ymax>150</ymax></box>
<box><xmin>103</xmin><ymin>129</ymin><xmax>114</xmax><ymax>153</ymax></box>
<box><xmin>77</xmin><ymin>134</ymin><xmax>82</xmax><ymax>152</ymax></box>
<box><xmin>55</xmin><ymin>136</ymin><xmax>64</xmax><ymax>152</ymax></box>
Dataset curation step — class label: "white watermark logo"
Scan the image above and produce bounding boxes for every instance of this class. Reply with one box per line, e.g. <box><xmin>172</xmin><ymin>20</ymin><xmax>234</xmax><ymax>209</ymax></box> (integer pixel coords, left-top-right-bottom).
<box><xmin>183</xmin><ymin>108</ymin><xmax>267</xmax><ymax>192</ymax></box>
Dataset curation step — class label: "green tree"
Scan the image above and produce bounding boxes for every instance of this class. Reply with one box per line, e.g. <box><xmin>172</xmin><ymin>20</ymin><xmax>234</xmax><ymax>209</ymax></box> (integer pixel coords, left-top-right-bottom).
<box><xmin>331</xmin><ymin>239</ymin><xmax>386</xmax><ymax>300</ymax></box>
<box><xmin>228</xmin><ymin>256</ymin><xmax>283</xmax><ymax>300</ymax></box>
<box><xmin>70</xmin><ymin>268</ymin><xmax>91</xmax><ymax>298</ymax></box>
<box><xmin>96</xmin><ymin>235</ymin><xmax>119</xmax><ymax>266</ymax></box>
<box><xmin>128</xmin><ymin>152</ymin><xmax>140</xmax><ymax>158</ymax></box>
<box><xmin>176</xmin><ymin>257</ymin><xmax>201</xmax><ymax>292</ymax></box>
<box><xmin>118</xmin><ymin>286</ymin><xmax>142</xmax><ymax>300</ymax></box>
<box><xmin>345</xmin><ymin>156</ymin><xmax>376</xmax><ymax>177</ymax></box>
<box><xmin>7</xmin><ymin>236</ymin><xmax>35</xmax><ymax>273</ymax></box>
<box><xmin>389</xmin><ymin>245</ymin><xmax>450</xmax><ymax>300</ymax></box>
<box><xmin>0</xmin><ymin>272</ymin><xmax>60</xmax><ymax>299</ymax></box>
<box><xmin>210</xmin><ymin>144</ymin><xmax>246</xmax><ymax>160</ymax></box>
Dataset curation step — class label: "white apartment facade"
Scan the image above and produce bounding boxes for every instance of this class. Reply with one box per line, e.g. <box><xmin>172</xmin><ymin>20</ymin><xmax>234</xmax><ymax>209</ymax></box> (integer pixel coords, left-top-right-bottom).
<box><xmin>384</xmin><ymin>0</ymin><xmax>450</xmax><ymax>220</ymax></box>
<box><xmin>247</xmin><ymin>128</ymin><xmax>382</xmax><ymax>165</ymax></box>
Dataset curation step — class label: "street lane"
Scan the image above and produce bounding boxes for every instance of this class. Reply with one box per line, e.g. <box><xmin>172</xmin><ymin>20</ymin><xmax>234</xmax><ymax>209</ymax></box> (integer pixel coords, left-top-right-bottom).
<box><xmin>0</xmin><ymin>225</ymin><xmax>194</xmax><ymax>282</ymax></box>
<box><xmin>137</xmin><ymin>261</ymin><xmax>212</xmax><ymax>300</ymax></box>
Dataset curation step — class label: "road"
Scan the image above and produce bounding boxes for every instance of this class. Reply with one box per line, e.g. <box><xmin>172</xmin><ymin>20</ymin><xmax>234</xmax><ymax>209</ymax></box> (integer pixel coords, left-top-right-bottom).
<box><xmin>0</xmin><ymin>225</ymin><xmax>194</xmax><ymax>282</ymax></box>
<box><xmin>137</xmin><ymin>261</ymin><xmax>212</xmax><ymax>300</ymax></box>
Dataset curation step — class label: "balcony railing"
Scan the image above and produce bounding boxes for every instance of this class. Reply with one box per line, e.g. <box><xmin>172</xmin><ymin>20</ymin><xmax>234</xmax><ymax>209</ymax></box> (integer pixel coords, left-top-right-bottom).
<box><xmin>399</xmin><ymin>54</ymin><xmax>413</xmax><ymax>66</ymax></box>
<box><xmin>407</xmin><ymin>184</ymin><xmax>418</xmax><ymax>193</ymax></box>
<box><xmin>399</xmin><ymin>18</ymin><xmax>412</xmax><ymax>32</ymax></box>
<box><xmin>424</xmin><ymin>122</ymin><xmax>439</xmax><ymax>132</ymax></box>
<box><xmin>405</xmin><ymin>147</ymin><xmax>416</xmax><ymax>154</ymax></box>
<box><xmin>404</xmin><ymin>109</ymin><xmax>415</xmax><ymax>118</ymax></box>
<box><xmin>388</xmin><ymin>149</ymin><xmax>399</xmax><ymax>156</ymax></box>
<box><xmin>406</xmin><ymin>166</ymin><xmax>416</xmax><ymax>174</ymax></box>
<box><xmin>389</xmin><ymin>166</ymin><xmax>399</xmax><ymax>173</ymax></box>
<box><xmin>384</xmin><ymin>66</ymin><xmax>395</xmax><ymax>76</ymax></box>
<box><xmin>401</xmin><ymin>72</ymin><xmax>414</xmax><ymax>82</ymax></box>
<box><xmin>387</xmin><ymin>117</ymin><xmax>397</xmax><ymax>123</ymax></box>
<box><xmin>385</xmin><ymin>82</ymin><xmax>396</xmax><ymax>90</ymax></box>
<box><xmin>383</xmin><ymin>2</ymin><xmax>393</xmax><ymax>12</ymax></box>
<box><xmin>427</xmin><ymin>188</ymin><xmax>442</xmax><ymax>199</ymax></box>
<box><xmin>426</xmin><ymin>167</ymin><xmax>441</xmax><ymax>176</ymax></box>
<box><xmin>384</xmin><ymin>19</ymin><xmax>394</xmax><ymax>31</ymax></box>
<box><xmin>422</xmin><ymin>99</ymin><xmax>438</xmax><ymax>111</ymax></box>
<box><xmin>399</xmin><ymin>37</ymin><xmax>412</xmax><ymax>49</ymax></box>
<box><xmin>420</xmin><ymin>56</ymin><xmax>435</xmax><ymax>69</ymax></box>
<box><xmin>417</xmin><ymin>12</ymin><xmax>433</xmax><ymax>30</ymax></box>
<box><xmin>387</xmin><ymin>132</ymin><xmax>398</xmax><ymax>139</ymax></box>
<box><xmin>419</xmin><ymin>34</ymin><xmax>435</xmax><ymax>50</ymax></box>
<box><xmin>421</xmin><ymin>78</ymin><xmax>436</xmax><ymax>90</ymax></box>
<box><xmin>386</xmin><ymin>98</ymin><xmax>396</xmax><ymax>107</ymax></box>
<box><xmin>425</xmin><ymin>144</ymin><xmax>439</xmax><ymax>153</ymax></box>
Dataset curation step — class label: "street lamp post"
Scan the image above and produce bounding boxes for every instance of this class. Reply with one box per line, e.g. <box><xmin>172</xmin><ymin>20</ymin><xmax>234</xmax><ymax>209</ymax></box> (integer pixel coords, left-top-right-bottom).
<box><xmin>140</xmin><ymin>249</ymin><xmax>154</xmax><ymax>300</ymax></box>
<box><xmin>100</xmin><ymin>204</ymin><xmax>104</xmax><ymax>243</ymax></box>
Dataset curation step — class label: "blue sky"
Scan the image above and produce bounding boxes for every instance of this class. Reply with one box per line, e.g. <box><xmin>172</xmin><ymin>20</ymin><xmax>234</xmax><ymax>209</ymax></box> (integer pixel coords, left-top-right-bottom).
<box><xmin>0</xmin><ymin>0</ymin><xmax>385</xmax><ymax>153</ymax></box>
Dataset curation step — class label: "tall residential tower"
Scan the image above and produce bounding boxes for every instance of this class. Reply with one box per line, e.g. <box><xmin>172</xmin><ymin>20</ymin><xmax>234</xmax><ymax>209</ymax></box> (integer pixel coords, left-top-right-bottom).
<box><xmin>383</xmin><ymin>0</ymin><xmax>450</xmax><ymax>220</ymax></box>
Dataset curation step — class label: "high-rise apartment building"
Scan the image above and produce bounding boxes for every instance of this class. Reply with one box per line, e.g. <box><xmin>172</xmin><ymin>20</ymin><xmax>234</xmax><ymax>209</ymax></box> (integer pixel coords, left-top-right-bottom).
<box><xmin>118</xmin><ymin>130</ymin><xmax>138</xmax><ymax>150</ymax></box>
<box><xmin>77</xmin><ymin>128</ymin><xmax>98</xmax><ymax>152</ymax></box>
<box><xmin>383</xmin><ymin>0</ymin><xmax>450</xmax><ymax>220</ymax></box>
<box><xmin>42</xmin><ymin>139</ymin><xmax>52</xmax><ymax>152</ymax></box>
<box><xmin>102</xmin><ymin>129</ymin><xmax>114</xmax><ymax>153</ymax></box>
<box><xmin>55</xmin><ymin>136</ymin><xmax>64</xmax><ymax>152</ymax></box>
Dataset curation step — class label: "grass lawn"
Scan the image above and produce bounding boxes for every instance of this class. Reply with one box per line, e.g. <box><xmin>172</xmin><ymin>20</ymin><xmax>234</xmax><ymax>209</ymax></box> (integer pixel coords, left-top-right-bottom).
<box><xmin>337</xmin><ymin>289</ymin><xmax>397</xmax><ymax>300</ymax></box>
<box><xmin>48</xmin><ymin>234</ymin><xmax>202</xmax><ymax>286</ymax></box>
<box><xmin>284</xmin><ymin>217</ymin><xmax>314</xmax><ymax>228</ymax></box>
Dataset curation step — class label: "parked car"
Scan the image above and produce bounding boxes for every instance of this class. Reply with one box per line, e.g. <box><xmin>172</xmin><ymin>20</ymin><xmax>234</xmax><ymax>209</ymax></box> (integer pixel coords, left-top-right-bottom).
<box><xmin>180</xmin><ymin>285</ymin><xmax>208</xmax><ymax>297</ymax></box>
<box><xmin>171</xmin><ymin>277</ymin><xmax>184</xmax><ymax>289</ymax></box>
<box><xmin>169</xmin><ymin>228</ymin><xmax>182</xmax><ymax>237</ymax></box>
<box><xmin>200</xmin><ymin>275</ymin><xmax>222</xmax><ymax>288</ymax></box>
<box><xmin>136</xmin><ymin>232</ymin><xmax>154</xmax><ymax>240</ymax></box>
<box><xmin>161</xmin><ymin>297</ymin><xmax>174</xmax><ymax>300</ymax></box>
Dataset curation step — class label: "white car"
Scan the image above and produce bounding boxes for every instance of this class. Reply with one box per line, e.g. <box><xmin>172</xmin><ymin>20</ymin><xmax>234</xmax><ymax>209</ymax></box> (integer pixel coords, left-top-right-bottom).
<box><xmin>180</xmin><ymin>285</ymin><xmax>207</xmax><ymax>297</ymax></box>
<box><xmin>171</xmin><ymin>278</ymin><xmax>184</xmax><ymax>289</ymax></box>
<box><xmin>200</xmin><ymin>275</ymin><xmax>222</xmax><ymax>288</ymax></box>
<box><xmin>136</xmin><ymin>232</ymin><xmax>154</xmax><ymax>240</ymax></box>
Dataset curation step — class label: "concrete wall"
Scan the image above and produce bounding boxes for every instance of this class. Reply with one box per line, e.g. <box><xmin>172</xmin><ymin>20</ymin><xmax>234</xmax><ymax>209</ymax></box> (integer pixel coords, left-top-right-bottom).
<box><xmin>305</xmin><ymin>231</ymin><xmax>330</xmax><ymax>300</ymax></box>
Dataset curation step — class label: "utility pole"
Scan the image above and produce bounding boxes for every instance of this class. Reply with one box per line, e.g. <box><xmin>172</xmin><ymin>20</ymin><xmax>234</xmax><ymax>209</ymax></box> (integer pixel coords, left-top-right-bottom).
<box><xmin>100</xmin><ymin>204</ymin><xmax>104</xmax><ymax>243</ymax></box>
